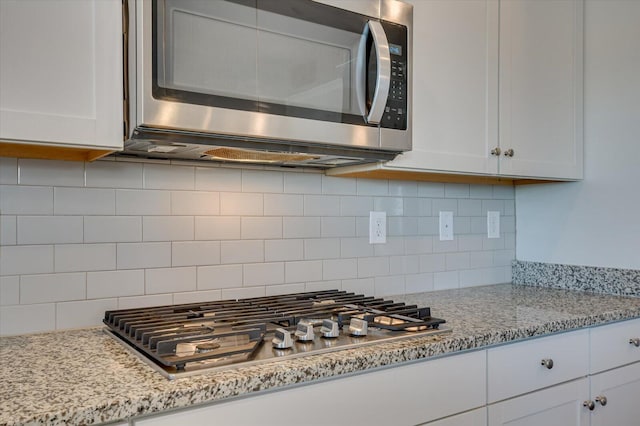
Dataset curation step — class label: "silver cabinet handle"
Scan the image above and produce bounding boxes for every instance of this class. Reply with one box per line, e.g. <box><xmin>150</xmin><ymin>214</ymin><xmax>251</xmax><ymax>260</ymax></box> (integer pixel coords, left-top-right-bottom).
<box><xmin>504</xmin><ymin>148</ymin><xmax>515</xmax><ymax>157</ymax></box>
<box><xmin>541</xmin><ymin>358</ymin><xmax>554</xmax><ymax>369</ymax></box>
<box><xmin>490</xmin><ymin>147</ymin><xmax>501</xmax><ymax>156</ymax></box>
<box><xmin>583</xmin><ymin>400</ymin><xmax>595</xmax><ymax>411</ymax></box>
<box><xmin>630</xmin><ymin>338</ymin><xmax>640</xmax><ymax>347</ymax></box>
<box><xmin>595</xmin><ymin>395</ymin><xmax>607</xmax><ymax>406</ymax></box>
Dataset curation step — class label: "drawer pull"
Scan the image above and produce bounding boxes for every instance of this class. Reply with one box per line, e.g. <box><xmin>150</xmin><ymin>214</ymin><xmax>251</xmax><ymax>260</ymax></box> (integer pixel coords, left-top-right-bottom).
<box><xmin>595</xmin><ymin>395</ymin><xmax>607</xmax><ymax>406</ymax></box>
<box><xmin>541</xmin><ymin>358</ymin><xmax>554</xmax><ymax>369</ymax></box>
<box><xmin>630</xmin><ymin>338</ymin><xmax>640</xmax><ymax>347</ymax></box>
<box><xmin>583</xmin><ymin>400</ymin><xmax>595</xmax><ymax>411</ymax></box>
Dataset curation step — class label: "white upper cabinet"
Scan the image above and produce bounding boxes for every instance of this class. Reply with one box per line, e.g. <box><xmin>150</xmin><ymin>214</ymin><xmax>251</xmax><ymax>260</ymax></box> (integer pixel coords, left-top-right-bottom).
<box><xmin>0</xmin><ymin>0</ymin><xmax>123</xmax><ymax>157</ymax></box>
<box><xmin>498</xmin><ymin>0</ymin><xmax>583</xmax><ymax>179</ymax></box>
<box><xmin>387</xmin><ymin>0</ymin><xmax>499</xmax><ymax>175</ymax></box>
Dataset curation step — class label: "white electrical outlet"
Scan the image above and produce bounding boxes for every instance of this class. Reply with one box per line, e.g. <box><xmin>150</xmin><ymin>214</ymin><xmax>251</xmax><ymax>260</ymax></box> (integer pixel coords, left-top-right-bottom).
<box><xmin>439</xmin><ymin>211</ymin><xmax>454</xmax><ymax>241</ymax></box>
<box><xmin>487</xmin><ymin>211</ymin><xmax>500</xmax><ymax>239</ymax></box>
<box><xmin>369</xmin><ymin>211</ymin><xmax>386</xmax><ymax>244</ymax></box>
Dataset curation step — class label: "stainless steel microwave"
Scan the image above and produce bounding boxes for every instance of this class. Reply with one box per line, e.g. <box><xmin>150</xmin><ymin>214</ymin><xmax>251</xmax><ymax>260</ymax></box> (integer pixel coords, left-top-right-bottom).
<box><xmin>122</xmin><ymin>0</ymin><xmax>412</xmax><ymax>167</ymax></box>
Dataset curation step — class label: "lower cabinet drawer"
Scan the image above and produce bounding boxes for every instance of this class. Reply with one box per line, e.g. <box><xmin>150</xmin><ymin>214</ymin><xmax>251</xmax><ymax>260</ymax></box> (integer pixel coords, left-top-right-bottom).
<box><xmin>487</xmin><ymin>329</ymin><xmax>589</xmax><ymax>403</ymax></box>
<box><xmin>134</xmin><ymin>350</ymin><xmax>487</xmax><ymax>426</ymax></box>
<box><xmin>590</xmin><ymin>318</ymin><xmax>640</xmax><ymax>373</ymax></box>
<box><xmin>420</xmin><ymin>407</ymin><xmax>487</xmax><ymax>426</ymax></box>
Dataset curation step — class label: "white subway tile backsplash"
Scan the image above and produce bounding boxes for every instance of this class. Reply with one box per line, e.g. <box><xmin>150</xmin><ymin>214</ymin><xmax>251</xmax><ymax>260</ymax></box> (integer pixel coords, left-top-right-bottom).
<box><xmin>470</xmin><ymin>217</ymin><xmax>487</xmax><ymax>234</ymax></box>
<box><xmin>143</xmin><ymin>216</ymin><xmax>194</xmax><ymax>242</ymax></box>
<box><xmin>322</xmin><ymin>258</ymin><xmax>357</xmax><ymax>280</ymax></box>
<box><xmin>434</xmin><ymin>271</ymin><xmax>459</xmax><ymax>290</ymax></box>
<box><xmin>305</xmin><ymin>280</ymin><xmax>341</xmax><ymax>292</ymax></box>
<box><xmin>173</xmin><ymin>290</ymin><xmax>222</xmax><ymax>304</ymax></box>
<box><xmin>284</xmin><ymin>173</ymin><xmax>321</xmax><ymax>194</ymax></box>
<box><xmin>221</xmin><ymin>286</ymin><xmax>266</xmax><ymax>300</ymax></box>
<box><xmin>144</xmin><ymin>164</ymin><xmax>194</xmax><ymax>190</ymax></box>
<box><xmin>492</xmin><ymin>185</ymin><xmax>515</xmax><ymax>199</ymax></box>
<box><xmin>19</xmin><ymin>159</ymin><xmax>84</xmax><ymax>187</ymax></box>
<box><xmin>264</xmin><ymin>194</ymin><xmax>303</xmax><ymax>216</ymax></box>
<box><xmin>373</xmin><ymin>237</ymin><xmax>404</xmax><ymax>256</ymax></box>
<box><xmin>172</xmin><ymin>241</ymin><xmax>220</xmax><ymax>266</ymax></box>
<box><xmin>445</xmin><ymin>252</ymin><xmax>471</xmax><ymax>271</ymax></box>
<box><xmin>243</xmin><ymin>262</ymin><xmax>284</xmax><ymax>286</ymax></box>
<box><xmin>0</xmin><ymin>215</ymin><xmax>17</xmax><ymax>245</ymax></box>
<box><xmin>458</xmin><ymin>199</ymin><xmax>482</xmax><ymax>217</ymax></box>
<box><xmin>469</xmin><ymin>185</ymin><xmax>493</xmax><ymax>199</ymax></box>
<box><xmin>403</xmin><ymin>198</ymin><xmax>420</xmax><ymax>217</ymax></box>
<box><xmin>433</xmin><ymin>239</ymin><xmax>459</xmax><ymax>253</ymax></box>
<box><xmin>20</xmin><ymin>273</ymin><xmax>85</xmax><ymax>304</ymax></box>
<box><xmin>84</xmin><ymin>216</ymin><xmax>142</xmax><ymax>243</ymax></box>
<box><xmin>241</xmin><ymin>217</ymin><xmax>282</xmax><ymax>239</ymax></box>
<box><xmin>374</xmin><ymin>276</ymin><xmax>404</xmax><ymax>297</ymax></box>
<box><xmin>494</xmin><ymin>249</ymin><xmax>516</xmax><ymax>267</ymax></box>
<box><xmin>283</xmin><ymin>217</ymin><xmax>321</xmax><ymax>239</ymax></box>
<box><xmin>453</xmin><ymin>217</ymin><xmax>471</xmax><ymax>235</ymax></box>
<box><xmin>340</xmin><ymin>238</ymin><xmax>374</xmax><ymax>258</ymax></box>
<box><xmin>118</xmin><ymin>294</ymin><xmax>173</xmax><ymax>309</ymax></box>
<box><xmin>481</xmin><ymin>199</ymin><xmax>504</xmax><ymax>215</ymax></box>
<box><xmin>0</xmin><ymin>185</ymin><xmax>53</xmax><ymax>214</ymax></box>
<box><xmin>265</xmin><ymin>283</ymin><xmax>306</xmax><ymax>296</ymax></box>
<box><xmin>85</xmin><ymin>161</ymin><xmax>143</xmax><ymax>189</ymax></box>
<box><xmin>458</xmin><ymin>235</ymin><xmax>484</xmax><ymax>252</ymax></box>
<box><xmin>404</xmin><ymin>236</ymin><xmax>433</xmax><ymax>255</ymax></box>
<box><xmin>418</xmin><ymin>182</ymin><xmax>444</xmax><ymax>198</ymax></box>
<box><xmin>0</xmin><ymin>245</ymin><xmax>53</xmax><ymax>276</ymax></box>
<box><xmin>0</xmin><ymin>303</ymin><xmax>56</xmax><ymax>335</ymax></box>
<box><xmin>340</xmin><ymin>196</ymin><xmax>373</xmax><ymax>216</ymax></box>
<box><xmin>373</xmin><ymin>197</ymin><xmax>404</xmax><ymax>216</ymax></box>
<box><xmin>146</xmin><ymin>267</ymin><xmax>196</xmax><ymax>294</ymax></box>
<box><xmin>469</xmin><ymin>251</ymin><xmax>494</xmax><ymax>268</ymax></box>
<box><xmin>321</xmin><ymin>175</ymin><xmax>356</xmax><ymax>195</ymax></box>
<box><xmin>117</xmin><ymin>242</ymin><xmax>171</xmax><ymax>270</ymax></box>
<box><xmin>357</xmin><ymin>257</ymin><xmax>390</xmax><ymax>278</ymax></box>
<box><xmin>195</xmin><ymin>167</ymin><xmax>242</xmax><ymax>191</ymax></box>
<box><xmin>285</xmin><ymin>260</ymin><xmax>323</xmax><ymax>283</ymax></box>
<box><xmin>432</xmin><ymin>198</ymin><xmax>458</xmax><ymax>215</ymax></box>
<box><xmin>388</xmin><ymin>217</ymin><xmax>418</xmax><ymax>237</ymax></box>
<box><xmin>0</xmin><ymin>158</ymin><xmax>18</xmax><ymax>184</ymax></box>
<box><xmin>54</xmin><ymin>188</ymin><xmax>115</xmax><ymax>215</ymax></box>
<box><xmin>220</xmin><ymin>192</ymin><xmax>263</xmax><ymax>216</ymax></box>
<box><xmin>87</xmin><ymin>270</ymin><xmax>144</xmax><ymax>299</ymax></box>
<box><xmin>195</xmin><ymin>217</ymin><xmax>241</xmax><ymax>240</ymax></box>
<box><xmin>417</xmin><ymin>217</ymin><xmax>438</xmax><ymax>236</ymax></box>
<box><xmin>116</xmin><ymin>190</ymin><xmax>171</xmax><ymax>215</ymax></box>
<box><xmin>504</xmin><ymin>233</ymin><xmax>516</xmax><ymax>250</ymax></box>
<box><xmin>242</xmin><ymin>170</ymin><xmax>283</xmax><ymax>193</ymax></box>
<box><xmin>419</xmin><ymin>254</ymin><xmax>446</xmax><ymax>273</ymax></box>
<box><xmin>321</xmin><ymin>217</ymin><xmax>355</xmax><ymax>238</ymax></box>
<box><xmin>265</xmin><ymin>239</ymin><xmax>303</xmax><ymax>262</ymax></box>
<box><xmin>304</xmin><ymin>195</ymin><xmax>340</xmax><ymax>216</ymax></box>
<box><xmin>171</xmin><ymin>191</ymin><xmax>219</xmax><ymax>215</ymax></box>
<box><xmin>459</xmin><ymin>269</ymin><xmax>486</xmax><ymax>288</ymax></box>
<box><xmin>17</xmin><ymin>216</ymin><xmax>83</xmax><ymax>244</ymax></box>
<box><xmin>501</xmin><ymin>216</ymin><xmax>516</xmax><ymax>233</ymax></box>
<box><xmin>0</xmin><ymin>276</ymin><xmax>19</xmax><ymax>305</ymax></box>
<box><xmin>405</xmin><ymin>273</ymin><xmax>434</xmax><ymax>294</ymax></box>
<box><xmin>444</xmin><ymin>183</ymin><xmax>470</xmax><ymax>198</ymax></box>
<box><xmin>482</xmin><ymin>236</ymin><xmax>505</xmax><ymax>250</ymax></box>
<box><xmin>220</xmin><ymin>240</ymin><xmax>264</xmax><ymax>264</ymax></box>
<box><xmin>417</xmin><ymin>199</ymin><xmax>433</xmax><ymax>216</ymax></box>
<box><xmin>342</xmin><ymin>278</ymin><xmax>375</xmax><ymax>295</ymax></box>
<box><xmin>356</xmin><ymin>179</ymin><xmax>388</xmax><ymax>196</ymax></box>
<box><xmin>198</xmin><ymin>264</ymin><xmax>243</xmax><ymax>290</ymax></box>
<box><xmin>55</xmin><ymin>244</ymin><xmax>116</xmax><ymax>273</ymax></box>
<box><xmin>389</xmin><ymin>255</ymin><xmax>420</xmax><ymax>275</ymax></box>
<box><xmin>304</xmin><ymin>238</ymin><xmax>339</xmax><ymax>260</ymax></box>
<box><xmin>388</xmin><ymin>180</ymin><xmax>417</xmax><ymax>197</ymax></box>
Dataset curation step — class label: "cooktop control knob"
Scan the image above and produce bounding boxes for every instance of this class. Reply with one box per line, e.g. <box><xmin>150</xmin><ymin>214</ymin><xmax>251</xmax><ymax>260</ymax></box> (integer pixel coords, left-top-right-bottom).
<box><xmin>295</xmin><ymin>321</ymin><xmax>315</xmax><ymax>342</ymax></box>
<box><xmin>321</xmin><ymin>319</ymin><xmax>340</xmax><ymax>338</ymax></box>
<box><xmin>349</xmin><ymin>318</ymin><xmax>368</xmax><ymax>336</ymax></box>
<box><xmin>272</xmin><ymin>328</ymin><xmax>293</xmax><ymax>349</ymax></box>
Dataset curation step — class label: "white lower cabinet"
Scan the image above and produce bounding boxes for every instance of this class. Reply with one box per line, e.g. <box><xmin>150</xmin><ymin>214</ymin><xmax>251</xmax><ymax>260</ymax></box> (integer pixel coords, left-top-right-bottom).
<box><xmin>588</xmin><ymin>358</ymin><xmax>640</xmax><ymax>425</ymax></box>
<box><xmin>133</xmin><ymin>350</ymin><xmax>486</xmax><ymax>426</ymax></box>
<box><xmin>420</xmin><ymin>407</ymin><xmax>487</xmax><ymax>426</ymax></box>
<box><xmin>488</xmin><ymin>378</ymin><xmax>590</xmax><ymax>426</ymax></box>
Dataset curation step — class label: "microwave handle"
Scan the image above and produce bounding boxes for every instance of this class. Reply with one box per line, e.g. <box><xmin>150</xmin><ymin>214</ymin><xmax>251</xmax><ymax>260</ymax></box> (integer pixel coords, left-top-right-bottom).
<box><xmin>356</xmin><ymin>20</ymin><xmax>391</xmax><ymax>125</ymax></box>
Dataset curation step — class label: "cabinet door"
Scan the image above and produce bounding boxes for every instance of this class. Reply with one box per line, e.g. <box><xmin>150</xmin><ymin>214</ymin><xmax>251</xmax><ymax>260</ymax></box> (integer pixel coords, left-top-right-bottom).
<box><xmin>590</xmin><ymin>318</ymin><xmax>640</xmax><ymax>374</ymax></box>
<box><xmin>420</xmin><ymin>407</ymin><xmax>487</xmax><ymax>426</ymax></box>
<box><xmin>590</xmin><ymin>362</ymin><xmax>640</xmax><ymax>426</ymax></box>
<box><xmin>488</xmin><ymin>378</ymin><xmax>590</xmax><ymax>426</ymax></box>
<box><xmin>498</xmin><ymin>0</ymin><xmax>583</xmax><ymax>179</ymax></box>
<box><xmin>0</xmin><ymin>0</ymin><xmax>122</xmax><ymax>150</ymax></box>
<box><xmin>385</xmin><ymin>0</ymin><xmax>499</xmax><ymax>174</ymax></box>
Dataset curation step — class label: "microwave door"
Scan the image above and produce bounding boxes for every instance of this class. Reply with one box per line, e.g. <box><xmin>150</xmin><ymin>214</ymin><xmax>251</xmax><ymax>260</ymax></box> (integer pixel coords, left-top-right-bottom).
<box><xmin>356</xmin><ymin>20</ymin><xmax>391</xmax><ymax>125</ymax></box>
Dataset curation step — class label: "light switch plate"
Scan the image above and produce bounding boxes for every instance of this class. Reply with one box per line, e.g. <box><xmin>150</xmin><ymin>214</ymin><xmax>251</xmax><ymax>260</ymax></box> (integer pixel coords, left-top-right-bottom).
<box><xmin>369</xmin><ymin>211</ymin><xmax>386</xmax><ymax>244</ymax></box>
<box><xmin>487</xmin><ymin>211</ymin><xmax>500</xmax><ymax>239</ymax></box>
<box><xmin>439</xmin><ymin>211</ymin><xmax>454</xmax><ymax>241</ymax></box>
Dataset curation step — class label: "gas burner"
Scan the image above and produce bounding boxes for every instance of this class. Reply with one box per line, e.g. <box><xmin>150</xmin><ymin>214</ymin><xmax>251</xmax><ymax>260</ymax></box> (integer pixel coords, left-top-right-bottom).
<box><xmin>103</xmin><ymin>290</ymin><xmax>449</xmax><ymax>379</ymax></box>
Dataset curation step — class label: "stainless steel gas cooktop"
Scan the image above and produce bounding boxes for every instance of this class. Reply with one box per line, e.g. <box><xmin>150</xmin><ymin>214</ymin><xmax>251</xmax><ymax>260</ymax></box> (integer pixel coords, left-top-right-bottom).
<box><xmin>104</xmin><ymin>289</ymin><xmax>450</xmax><ymax>379</ymax></box>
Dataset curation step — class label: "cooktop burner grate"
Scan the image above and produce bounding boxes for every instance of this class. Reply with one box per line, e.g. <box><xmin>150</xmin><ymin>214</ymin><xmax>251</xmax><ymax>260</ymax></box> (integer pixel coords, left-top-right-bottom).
<box><xmin>104</xmin><ymin>289</ymin><xmax>448</xmax><ymax>379</ymax></box>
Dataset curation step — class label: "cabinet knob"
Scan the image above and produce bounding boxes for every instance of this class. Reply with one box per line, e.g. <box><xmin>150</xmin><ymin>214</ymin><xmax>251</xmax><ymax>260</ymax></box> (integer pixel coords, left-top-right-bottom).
<box><xmin>595</xmin><ymin>395</ymin><xmax>607</xmax><ymax>406</ymax></box>
<box><xmin>490</xmin><ymin>147</ymin><xmax>501</xmax><ymax>156</ymax></box>
<box><xmin>629</xmin><ymin>338</ymin><xmax>640</xmax><ymax>347</ymax></box>
<box><xmin>503</xmin><ymin>148</ymin><xmax>515</xmax><ymax>157</ymax></box>
<box><xmin>541</xmin><ymin>358</ymin><xmax>554</xmax><ymax>369</ymax></box>
<box><xmin>583</xmin><ymin>400</ymin><xmax>595</xmax><ymax>411</ymax></box>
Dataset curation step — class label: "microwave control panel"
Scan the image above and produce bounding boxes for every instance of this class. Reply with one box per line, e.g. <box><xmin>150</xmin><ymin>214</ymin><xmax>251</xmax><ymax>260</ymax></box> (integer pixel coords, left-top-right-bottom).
<box><xmin>380</xmin><ymin>22</ymin><xmax>408</xmax><ymax>130</ymax></box>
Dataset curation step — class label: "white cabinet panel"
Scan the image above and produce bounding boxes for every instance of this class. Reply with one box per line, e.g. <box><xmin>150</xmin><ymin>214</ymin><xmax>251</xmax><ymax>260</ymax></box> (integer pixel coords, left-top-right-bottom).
<box><xmin>487</xmin><ymin>330</ymin><xmax>589</xmax><ymax>403</ymax></box>
<box><xmin>421</xmin><ymin>407</ymin><xmax>487</xmax><ymax>426</ymax></box>
<box><xmin>590</xmin><ymin>318</ymin><xmax>640</xmax><ymax>374</ymax></box>
<box><xmin>0</xmin><ymin>0</ymin><xmax>122</xmax><ymax>151</ymax></box>
<box><xmin>590</xmin><ymin>362</ymin><xmax>640</xmax><ymax>426</ymax></box>
<box><xmin>488</xmin><ymin>378</ymin><xmax>589</xmax><ymax>426</ymax></box>
<box><xmin>498</xmin><ymin>0</ymin><xmax>583</xmax><ymax>179</ymax></box>
<box><xmin>134</xmin><ymin>350</ymin><xmax>487</xmax><ymax>426</ymax></box>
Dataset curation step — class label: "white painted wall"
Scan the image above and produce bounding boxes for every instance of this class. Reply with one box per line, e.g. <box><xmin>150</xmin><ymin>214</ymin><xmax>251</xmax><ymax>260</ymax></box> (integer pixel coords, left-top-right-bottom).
<box><xmin>516</xmin><ymin>0</ymin><xmax>640</xmax><ymax>269</ymax></box>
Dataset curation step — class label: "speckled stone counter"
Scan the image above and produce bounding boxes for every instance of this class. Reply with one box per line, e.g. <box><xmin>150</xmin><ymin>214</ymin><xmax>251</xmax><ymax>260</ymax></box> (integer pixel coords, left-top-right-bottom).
<box><xmin>2</xmin><ymin>284</ymin><xmax>640</xmax><ymax>426</ymax></box>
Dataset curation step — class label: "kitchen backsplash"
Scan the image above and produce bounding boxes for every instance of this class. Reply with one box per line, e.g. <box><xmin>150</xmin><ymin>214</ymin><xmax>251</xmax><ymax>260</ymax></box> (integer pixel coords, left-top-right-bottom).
<box><xmin>0</xmin><ymin>157</ymin><xmax>514</xmax><ymax>335</ymax></box>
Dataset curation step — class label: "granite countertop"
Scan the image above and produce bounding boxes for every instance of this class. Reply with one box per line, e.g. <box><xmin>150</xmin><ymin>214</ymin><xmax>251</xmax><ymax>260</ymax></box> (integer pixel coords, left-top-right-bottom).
<box><xmin>2</xmin><ymin>283</ymin><xmax>640</xmax><ymax>426</ymax></box>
